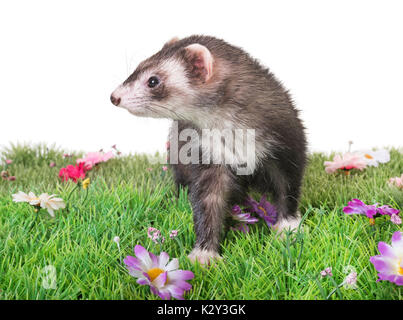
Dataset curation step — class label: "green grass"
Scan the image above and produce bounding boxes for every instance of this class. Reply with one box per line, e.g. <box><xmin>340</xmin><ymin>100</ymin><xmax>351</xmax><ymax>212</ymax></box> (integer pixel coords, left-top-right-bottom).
<box><xmin>0</xmin><ymin>143</ymin><xmax>402</xmax><ymax>300</ymax></box>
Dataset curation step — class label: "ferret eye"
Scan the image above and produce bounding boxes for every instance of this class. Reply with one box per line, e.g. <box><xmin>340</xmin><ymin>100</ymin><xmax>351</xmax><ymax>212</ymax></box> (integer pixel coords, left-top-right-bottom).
<box><xmin>147</xmin><ymin>76</ymin><xmax>160</xmax><ymax>88</ymax></box>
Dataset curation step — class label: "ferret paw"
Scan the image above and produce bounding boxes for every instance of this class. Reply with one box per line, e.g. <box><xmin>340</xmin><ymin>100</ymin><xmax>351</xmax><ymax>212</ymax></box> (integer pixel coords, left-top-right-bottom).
<box><xmin>273</xmin><ymin>213</ymin><xmax>302</xmax><ymax>238</ymax></box>
<box><xmin>188</xmin><ymin>248</ymin><xmax>222</xmax><ymax>266</ymax></box>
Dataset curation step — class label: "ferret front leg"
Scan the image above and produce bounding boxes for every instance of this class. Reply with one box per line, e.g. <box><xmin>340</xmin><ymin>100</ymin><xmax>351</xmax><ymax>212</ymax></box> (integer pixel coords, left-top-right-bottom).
<box><xmin>187</xmin><ymin>165</ymin><xmax>233</xmax><ymax>265</ymax></box>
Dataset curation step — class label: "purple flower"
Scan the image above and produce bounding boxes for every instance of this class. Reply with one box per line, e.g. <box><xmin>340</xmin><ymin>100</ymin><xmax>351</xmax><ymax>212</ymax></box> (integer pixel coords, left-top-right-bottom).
<box><xmin>230</xmin><ymin>205</ymin><xmax>259</xmax><ymax>233</ymax></box>
<box><xmin>124</xmin><ymin>245</ymin><xmax>194</xmax><ymax>300</ymax></box>
<box><xmin>343</xmin><ymin>199</ymin><xmax>377</xmax><ymax>219</ymax></box>
<box><xmin>244</xmin><ymin>195</ymin><xmax>277</xmax><ymax>227</ymax></box>
<box><xmin>320</xmin><ymin>267</ymin><xmax>333</xmax><ymax>277</ymax></box>
<box><xmin>343</xmin><ymin>199</ymin><xmax>401</xmax><ymax>224</ymax></box>
<box><xmin>370</xmin><ymin>231</ymin><xmax>403</xmax><ymax>286</ymax></box>
<box><xmin>377</xmin><ymin>205</ymin><xmax>400</xmax><ymax>217</ymax></box>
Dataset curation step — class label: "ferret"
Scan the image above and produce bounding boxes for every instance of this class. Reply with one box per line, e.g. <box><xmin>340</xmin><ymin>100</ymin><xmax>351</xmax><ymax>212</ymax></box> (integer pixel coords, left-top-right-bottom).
<box><xmin>111</xmin><ymin>35</ymin><xmax>307</xmax><ymax>265</ymax></box>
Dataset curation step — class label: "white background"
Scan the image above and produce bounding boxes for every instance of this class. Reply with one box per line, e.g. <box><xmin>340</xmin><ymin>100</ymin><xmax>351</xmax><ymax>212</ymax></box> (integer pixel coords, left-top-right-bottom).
<box><xmin>1</xmin><ymin>0</ymin><xmax>402</xmax><ymax>155</ymax></box>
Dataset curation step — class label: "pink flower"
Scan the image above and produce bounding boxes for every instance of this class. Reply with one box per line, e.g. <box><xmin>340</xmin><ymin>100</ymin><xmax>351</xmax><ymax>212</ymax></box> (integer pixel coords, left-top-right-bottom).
<box><xmin>7</xmin><ymin>176</ymin><xmax>16</xmax><ymax>181</ymax></box>
<box><xmin>124</xmin><ymin>245</ymin><xmax>194</xmax><ymax>300</ymax></box>
<box><xmin>169</xmin><ymin>230</ymin><xmax>178</xmax><ymax>239</ymax></box>
<box><xmin>76</xmin><ymin>151</ymin><xmax>114</xmax><ymax>169</ymax></box>
<box><xmin>388</xmin><ymin>174</ymin><xmax>403</xmax><ymax>189</ymax></box>
<box><xmin>148</xmin><ymin>227</ymin><xmax>165</xmax><ymax>243</ymax></box>
<box><xmin>63</xmin><ymin>153</ymin><xmax>72</xmax><ymax>158</ymax></box>
<box><xmin>343</xmin><ymin>199</ymin><xmax>400</xmax><ymax>225</ymax></box>
<box><xmin>320</xmin><ymin>267</ymin><xmax>333</xmax><ymax>277</ymax></box>
<box><xmin>5</xmin><ymin>159</ymin><xmax>12</xmax><ymax>165</ymax></box>
<box><xmin>59</xmin><ymin>162</ymin><xmax>88</xmax><ymax>182</ymax></box>
<box><xmin>49</xmin><ymin>162</ymin><xmax>56</xmax><ymax>168</ymax></box>
<box><xmin>343</xmin><ymin>199</ymin><xmax>378</xmax><ymax>219</ymax></box>
<box><xmin>324</xmin><ymin>153</ymin><xmax>367</xmax><ymax>174</ymax></box>
<box><xmin>391</xmin><ymin>214</ymin><xmax>402</xmax><ymax>225</ymax></box>
<box><xmin>344</xmin><ymin>271</ymin><xmax>358</xmax><ymax>289</ymax></box>
<box><xmin>162</xmin><ymin>166</ymin><xmax>168</xmax><ymax>171</ymax></box>
<box><xmin>370</xmin><ymin>231</ymin><xmax>403</xmax><ymax>285</ymax></box>
<box><xmin>147</xmin><ymin>168</ymin><xmax>153</xmax><ymax>172</ymax></box>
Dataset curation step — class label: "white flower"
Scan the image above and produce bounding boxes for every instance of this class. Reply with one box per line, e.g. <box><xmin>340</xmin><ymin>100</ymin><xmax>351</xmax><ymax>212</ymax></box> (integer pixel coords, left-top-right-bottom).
<box><xmin>12</xmin><ymin>191</ymin><xmax>40</xmax><ymax>205</ymax></box>
<box><xmin>113</xmin><ymin>236</ymin><xmax>120</xmax><ymax>244</ymax></box>
<box><xmin>360</xmin><ymin>149</ymin><xmax>390</xmax><ymax>167</ymax></box>
<box><xmin>37</xmin><ymin>193</ymin><xmax>65</xmax><ymax>217</ymax></box>
<box><xmin>124</xmin><ymin>245</ymin><xmax>194</xmax><ymax>300</ymax></box>
<box><xmin>12</xmin><ymin>191</ymin><xmax>65</xmax><ymax>217</ymax></box>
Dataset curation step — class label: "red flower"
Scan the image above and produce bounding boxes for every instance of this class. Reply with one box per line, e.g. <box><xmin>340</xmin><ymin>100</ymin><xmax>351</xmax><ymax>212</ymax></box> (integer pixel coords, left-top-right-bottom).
<box><xmin>59</xmin><ymin>162</ymin><xmax>88</xmax><ymax>182</ymax></box>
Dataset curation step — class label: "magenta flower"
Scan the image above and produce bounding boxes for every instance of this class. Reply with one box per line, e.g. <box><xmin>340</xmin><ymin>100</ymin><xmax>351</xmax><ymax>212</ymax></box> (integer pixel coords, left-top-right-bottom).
<box><xmin>124</xmin><ymin>245</ymin><xmax>194</xmax><ymax>300</ymax></box>
<box><xmin>343</xmin><ymin>199</ymin><xmax>401</xmax><ymax>225</ymax></box>
<box><xmin>377</xmin><ymin>205</ymin><xmax>400</xmax><ymax>217</ymax></box>
<box><xmin>230</xmin><ymin>205</ymin><xmax>259</xmax><ymax>233</ymax></box>
<box><xmin>244</xmin><ymin>196</ymin><xmax>277</xmax><ymax>227</ymax></box>
<box><xmin>343</xmin><ymin>199</ymin><xmax>377</xmax><ymax>219</ymax></box>
<box><xmin>370</xmin><ymin>231</ymin><xmax>403</xmax><ymax>286</ymax></box>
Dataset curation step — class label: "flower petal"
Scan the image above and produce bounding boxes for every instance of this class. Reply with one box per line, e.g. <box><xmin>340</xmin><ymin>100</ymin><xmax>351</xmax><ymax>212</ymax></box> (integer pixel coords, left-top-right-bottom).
<box><xmin>391</xmin><ymin>231</ymin><xmax>403</xmax><ymax>250</ymax></box>
<box><xmin>168</xmin><ymin>270</ymin><xmax>195</xmax><ymax>282</ymax></box>
<box><xmin>370</xmin><ymin>256</ymin><xmax>392</xmax><ymax>273</ymax></box>
<box><xmin>158</xmin><ymin>251</ymin><xmax>170</xmax><ymax>269</ymax></box>
<box><xmin>123</xmin><ymin>255</ymin><xmax>143</xmax><ymax>271</ymax></box>
<box><xmin>165</xmin><ymin>258</ymin><xmax>179</xmax><ymax>272</ymax></box>
<box><xmin>134</xmin><ymin>245</ymin><xmax>152</xmax><ymax>269</ymax></box>
<box><xmin>378</xmin><ymin>242</ymin><xmax>396</xmax><ymax>259</ymax></box>
<box><xmin>152</xmin><ymin>271</ymin><xmax>168</xmax><ymax>288</ymax></box>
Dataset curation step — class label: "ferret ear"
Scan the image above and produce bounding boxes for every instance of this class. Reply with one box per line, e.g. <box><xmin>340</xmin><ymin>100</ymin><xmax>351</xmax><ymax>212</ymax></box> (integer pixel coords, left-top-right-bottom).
<box><xmin>183</xmin><ymin>43</ymin><xmax>214</xmax><ymax>83</ymax></box>
<box><xmin>162</xmin><ymin>37</ymin><xmax>179</xmax><ymax>48</ymax></box>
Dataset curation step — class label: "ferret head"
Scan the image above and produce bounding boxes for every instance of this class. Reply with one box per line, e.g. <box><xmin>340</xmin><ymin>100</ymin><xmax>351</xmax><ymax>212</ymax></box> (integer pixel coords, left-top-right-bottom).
<box><xmin>110</xmin><ymin>37</ymin><xmax>217</xmax><ymax>121</ymax></box>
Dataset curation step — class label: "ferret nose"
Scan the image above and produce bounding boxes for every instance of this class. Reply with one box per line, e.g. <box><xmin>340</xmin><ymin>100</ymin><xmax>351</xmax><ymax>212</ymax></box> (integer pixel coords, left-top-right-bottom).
<box><xmin>110</xmin><ymin>94</ymin><xmax>121</xmax><ymax>106</ymax></box>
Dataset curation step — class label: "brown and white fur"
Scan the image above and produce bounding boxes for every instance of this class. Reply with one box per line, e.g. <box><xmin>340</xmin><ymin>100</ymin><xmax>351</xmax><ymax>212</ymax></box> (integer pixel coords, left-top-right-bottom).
<box><xmin>111</xmin><ymin>35</ymin><xmax>307</xmax><ymax>265</ymax></box>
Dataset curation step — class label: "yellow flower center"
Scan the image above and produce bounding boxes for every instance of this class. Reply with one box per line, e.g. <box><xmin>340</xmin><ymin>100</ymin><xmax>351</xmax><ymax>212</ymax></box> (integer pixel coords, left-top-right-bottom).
<box><xmin>364</xmin><ymin>154</ymin><xmax>373</xmax><ymax>159</ymax></box>
<box><xmin>399</xmin><ymin>259</ymin><xmax>403</xmax><ymax>275</ymax></box>
<box><xmin>369</xmin><ymin>218</ymin><xmax>375</xmax><ymax>226</ymax></box>
<box><xmin>147</xmin><ymin>268</ymin><xmax>164</xmax><ymax>282</ymax></box>
<box><xmin>258</xmin><ymin>206</ymin><xmax>267</xmax><ymax>216</ymax></box>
